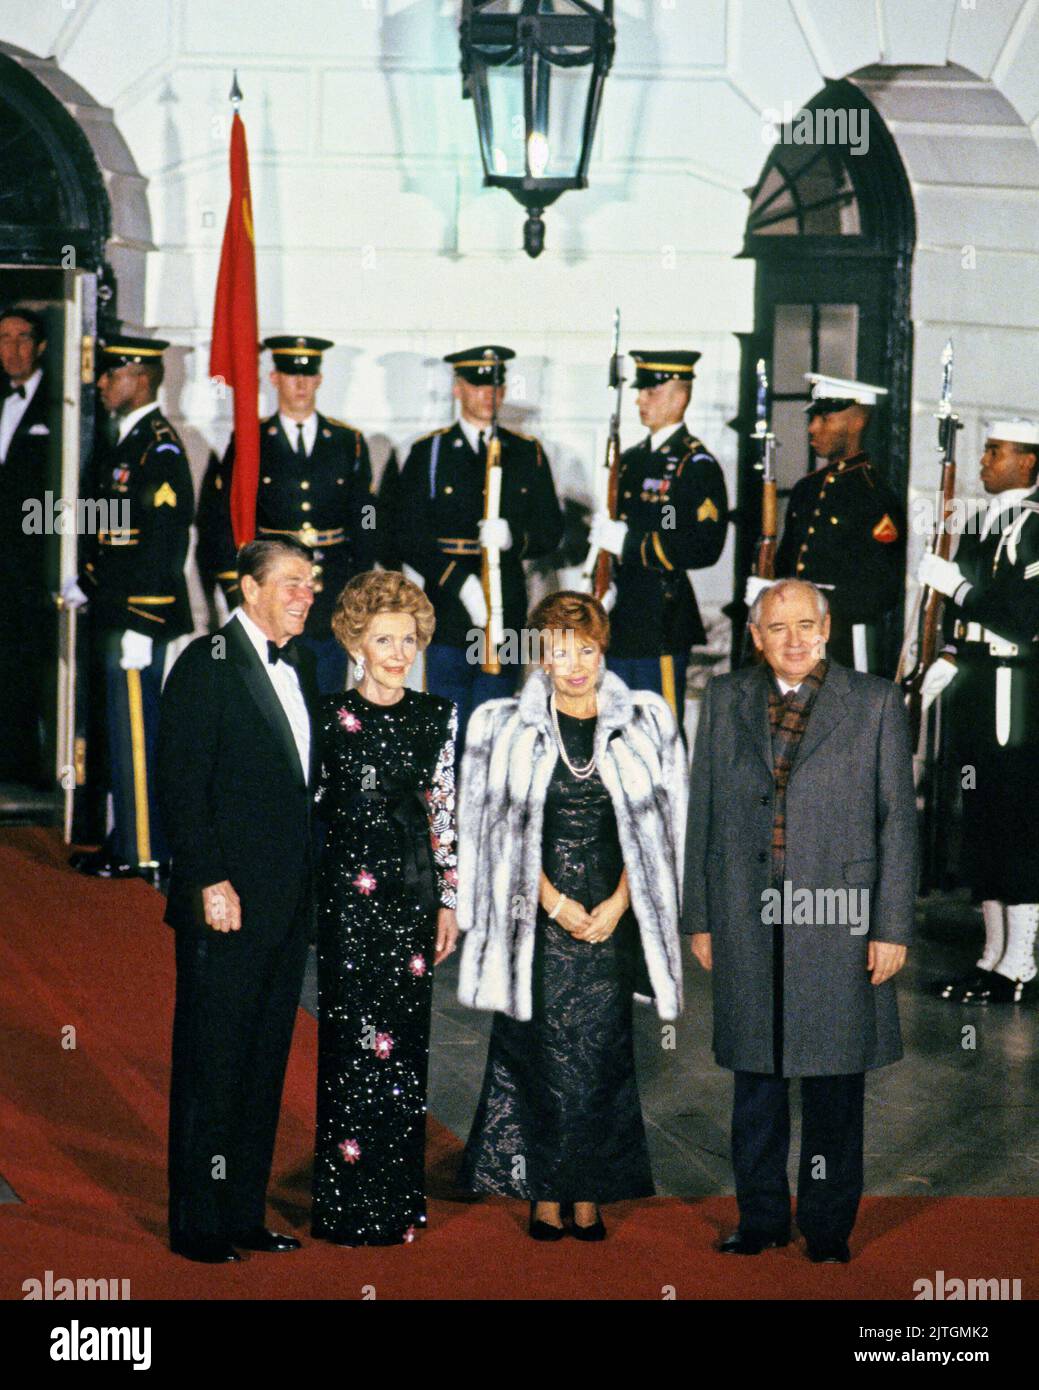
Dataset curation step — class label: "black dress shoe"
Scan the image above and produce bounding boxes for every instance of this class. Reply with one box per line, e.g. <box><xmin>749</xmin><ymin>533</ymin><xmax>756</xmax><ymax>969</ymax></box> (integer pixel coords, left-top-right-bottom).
<box><xmin>805</xmin><ymin>1237</ymin><xmax>851</xmax><ymax>1264</ymax></box>
<box><xmin>528</xmin><ymin>1204</ymin><xmax>566</xmax><ymax>1241</ymax></box>
<box><xmin>937</xmin><ymin>970</ymin><xmax>992</xmax><ymax>1002</ymax></box>
<box><xmin>74</xmin><ymin>848</ymin><xmax>139</xmax><ymax>879</ymax></box>
<box><xmin>718</xmin><ymin>1228</ymin><xmax>790</xmax><ymax>1255</ymax></box>
<box><xmin>571</xmin><ymin>1205</ymin><xmax>606</xmax><ymax>1242</ymax></box>
<box><xmin>231</xmin><ymin>1227</ymin><xmax>301</xmax><ymax>1252</ymax></box>
<box><xmin>170</xmin><ymin>1236</ymin><xmax>242</xmax><ymax>1263</ymax></box>
<box><xmin>962</xmin><ymin>971</ymin><xmax>1033</xmax><ymax>1005</ymax></box>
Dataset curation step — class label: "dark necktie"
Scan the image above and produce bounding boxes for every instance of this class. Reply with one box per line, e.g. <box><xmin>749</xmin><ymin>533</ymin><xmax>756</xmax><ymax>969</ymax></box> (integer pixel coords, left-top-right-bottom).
<box><xmin>3</xmin><ymin>383</ymin><xmax>25</xmax><ymax>400</ymax></box>
<box><xmin>296</xmin><ymin>422</ymin><xmax>306</xmax><ymax>457</ymax></box>
<box><xmin>267</xmin><ymin>639</ymin><xmax>300</xmax><ymax>669</ymax></box>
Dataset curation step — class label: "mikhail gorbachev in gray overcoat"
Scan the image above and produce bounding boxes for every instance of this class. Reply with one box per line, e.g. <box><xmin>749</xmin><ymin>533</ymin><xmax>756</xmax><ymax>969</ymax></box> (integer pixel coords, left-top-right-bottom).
<box><xmin>681</xmin><ymin>661</ymin><xmax>917</xmax><ymax>1076</ymax></box>
<box><xmin>457</xmin><ymin>669</ymin><xmax>688</xmax><ymax>1021</ymax></box>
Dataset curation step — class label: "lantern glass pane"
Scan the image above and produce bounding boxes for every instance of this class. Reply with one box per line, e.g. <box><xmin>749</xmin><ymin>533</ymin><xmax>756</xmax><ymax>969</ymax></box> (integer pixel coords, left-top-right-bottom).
<box><xmin>530</xmin><ymin>52</ymin><xmax>593</xmax><ymax>178</ymax></box>
<box><xmin>483</xmin><ymin>60</ymin><xmax>526</xmax><ymax>176</ymax></box>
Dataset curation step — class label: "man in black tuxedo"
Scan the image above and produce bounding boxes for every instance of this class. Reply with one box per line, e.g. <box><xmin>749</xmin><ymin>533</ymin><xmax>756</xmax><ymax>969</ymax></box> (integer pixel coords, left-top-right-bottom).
<box><xmin>0</xmin><ymin>306</ymin><xmax>56</xmax><ymax>785</ymax></box>
<box><xmin>157</xmin><ymin>536</ymin><xmax>318</xmax><ymax>1263</ymax></box>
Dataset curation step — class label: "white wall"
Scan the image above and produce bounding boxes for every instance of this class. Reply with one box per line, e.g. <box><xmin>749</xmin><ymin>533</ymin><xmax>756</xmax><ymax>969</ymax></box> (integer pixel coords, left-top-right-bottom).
<box><xmin>3</xmin><ymin>0</ymin><xmax>1039</xmax><ymax>645</ymax></box>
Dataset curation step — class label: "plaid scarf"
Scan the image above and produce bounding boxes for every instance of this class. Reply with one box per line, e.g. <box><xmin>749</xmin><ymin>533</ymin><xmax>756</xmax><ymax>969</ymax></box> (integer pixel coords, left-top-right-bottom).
<box><xmin>767</xmin><ymin>659</ymin><xmax>828</xmax><ymax>885</ymax></box>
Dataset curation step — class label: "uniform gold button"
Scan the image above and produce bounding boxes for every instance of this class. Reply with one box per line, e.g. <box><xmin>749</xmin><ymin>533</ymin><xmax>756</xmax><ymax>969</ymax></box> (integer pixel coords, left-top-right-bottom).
<box><xmin>337</xmin><ymin>477</ymin><xmax>345</xmax><ymax>485</ymax></box>
<box><xmin>262</xmin><ymin>476</ymin><xmax>271</xmax><ymax>484</ymax></box>
<box><xmin>313</xmin><ymin>565</ymin><xmax>323</xmax><ymax>577</ymax></box>
<box><xmin>812</xmin><ymin>509</ymin><xmax>820</xmax><ymax>517</ymax></box>
<box><xmin>301</xmin><ymin>480</ymin><xmax>310</xmax><ymax>490</ymax></box>
<box><xmin>301</xmin><ymin>501</ymin><xmax>312</xmax><ymax>512</ymax></box>
<box><xmin>830</xmin><ymin>516</ymin><xmax>838</xmax><ymax>524</ymax></box>
<box><xmin>808</xmin><ymin>526</ymin><xmax>815</xmax><ymax>534</ymax></box>
<box><xmin>796</xmin><ymin>562</ymin><xmax>805</xmax><ymax>572</ymax></box>
<box><xmin>444</xmin><ymin>485</ymin><xmax>454</xmax><ymax>494</ymax></box>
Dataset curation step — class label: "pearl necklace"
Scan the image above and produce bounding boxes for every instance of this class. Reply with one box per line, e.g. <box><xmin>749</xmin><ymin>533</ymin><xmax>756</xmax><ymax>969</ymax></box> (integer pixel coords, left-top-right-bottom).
<box><xmin>550</xmin><ymin>694</ymin><xmax>597</xmax><ymax>780</ymax></box>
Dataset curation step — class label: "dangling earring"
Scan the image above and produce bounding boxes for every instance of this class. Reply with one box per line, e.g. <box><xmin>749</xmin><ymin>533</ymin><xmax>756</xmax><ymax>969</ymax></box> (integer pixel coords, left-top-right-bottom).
<box><xmin>354</xmin><ymin>658</ymin><xmax>365</xmax><ymax>681</ymax></box>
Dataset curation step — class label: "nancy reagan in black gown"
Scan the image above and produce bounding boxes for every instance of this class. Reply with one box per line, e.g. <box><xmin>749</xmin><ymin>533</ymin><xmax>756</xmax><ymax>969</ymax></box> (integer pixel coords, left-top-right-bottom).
<box><xmin>311</xmin><ymin>571</ymin><xmax>457</xmax><ymax>1246</ymax></box>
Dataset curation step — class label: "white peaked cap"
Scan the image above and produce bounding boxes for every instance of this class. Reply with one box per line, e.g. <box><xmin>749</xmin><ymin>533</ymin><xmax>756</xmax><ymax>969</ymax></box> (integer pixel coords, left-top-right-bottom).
<box><xmin>987</xmin><ymin>418</ymin><xmax>1039</xmax><ymax>445</ymax></box>
<box><xmin>803</xmin><ymin>373</ymin><xmax>889</xmax><ymax>407</ymax></box>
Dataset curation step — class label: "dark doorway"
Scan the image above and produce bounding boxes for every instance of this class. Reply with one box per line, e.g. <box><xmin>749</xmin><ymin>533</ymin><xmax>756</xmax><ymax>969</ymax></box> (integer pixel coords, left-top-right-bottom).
<box><xmin>734</xmin><ymin>79</ymin><xmax>915</xmax><ymax>674</ymax></box>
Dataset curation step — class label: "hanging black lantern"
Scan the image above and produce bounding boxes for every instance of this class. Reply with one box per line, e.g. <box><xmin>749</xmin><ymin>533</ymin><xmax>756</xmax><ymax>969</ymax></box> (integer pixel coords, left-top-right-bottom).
<box><xmin>460</xmin><ymin>0</ymin><xmax>615</xmax><ymax>258</ymax></box>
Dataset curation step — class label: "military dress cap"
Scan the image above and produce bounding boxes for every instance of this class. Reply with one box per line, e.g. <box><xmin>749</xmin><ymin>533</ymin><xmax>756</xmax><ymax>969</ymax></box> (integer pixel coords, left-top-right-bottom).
<box><xmin>630</xmin><ymin>351</ymin><xmax>701</xmax><ymax>390</ymax></box>
<box><xmin>987</xmin><ymin>418</ymin><xmax>1039</xmax><ymax>446</ymax></box>
<box><xmin>804</xmin><ymin>372</ymin><xmax>888</xmax><ymax>415</ymax></box>
<box><xmin>264</xmin><ymin>335</ymin><xmax>334</xmax><ymax>375</ymax></box>
<box><xmin>99</xmin><ymin>334</ymin><xmax>170</xmax><ymax>367</ymax></box>
<box><xmin>443</xmin><ymin>345</ymin><xmax>514</xmax><ymax>385</ymax></box>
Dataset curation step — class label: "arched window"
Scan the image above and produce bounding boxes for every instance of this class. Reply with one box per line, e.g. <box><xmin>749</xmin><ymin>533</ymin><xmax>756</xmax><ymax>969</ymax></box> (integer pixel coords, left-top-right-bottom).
<box><xmin>735</xmin><ymin>79</ymin><xmax>915</xmax><ymax>670</ymax></box>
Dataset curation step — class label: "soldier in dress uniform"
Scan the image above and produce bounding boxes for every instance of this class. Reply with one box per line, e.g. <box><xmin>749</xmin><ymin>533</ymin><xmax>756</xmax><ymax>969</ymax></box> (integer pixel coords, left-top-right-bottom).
<box><xmin>746</xmin><ymin>374</ymin><xmax>904</xmax><ymax>674</ymax></box>
<box><xmin>587</xmin><ymin>350</ymin><xmax>728</xmax><ymax>722</ymax></box>
<box><xmin>196</xmin><ymin>335</ymin><xmax>376</xmax><ymax>693</ymax></box>
<box><xmin>393</xmin><ymin>345</ymin><xmax>564</xmax><ymax>744</ymax></box>
<box><xmin>918</xmin><ymin>419</ymin><xmax>1039</xmax><ymax>1005</ymax></box>
<box><xmin>64</xmin><ymin>335</ymin><xmax>193</xmax><ymax>881</ymax></box>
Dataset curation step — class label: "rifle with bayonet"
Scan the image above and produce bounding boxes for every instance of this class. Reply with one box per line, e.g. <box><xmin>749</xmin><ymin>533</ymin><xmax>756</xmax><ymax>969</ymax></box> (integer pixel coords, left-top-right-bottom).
<box><xmin>581</xmin><ymin>308</ymin><xmax>624</xmax><ymax>599</ymax></box>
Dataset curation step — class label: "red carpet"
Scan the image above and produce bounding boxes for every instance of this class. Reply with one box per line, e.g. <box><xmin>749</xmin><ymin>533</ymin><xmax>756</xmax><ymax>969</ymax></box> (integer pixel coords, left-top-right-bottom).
<box><xmin>1</xmin><ymin>827</ymin><xmax>1037</xmax><ymax>1300</ymax></box>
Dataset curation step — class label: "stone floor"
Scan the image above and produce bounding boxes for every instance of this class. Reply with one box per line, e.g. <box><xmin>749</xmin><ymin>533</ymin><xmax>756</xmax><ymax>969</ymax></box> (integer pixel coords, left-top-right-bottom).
<box><xmin>298</xmin><ymin>892</ymin><xmax>1039</xmax><ymax>1199</ymax></box>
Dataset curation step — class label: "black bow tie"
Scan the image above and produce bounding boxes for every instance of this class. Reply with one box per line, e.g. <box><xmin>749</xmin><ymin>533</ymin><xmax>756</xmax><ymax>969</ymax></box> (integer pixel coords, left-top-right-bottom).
<box><xmin>267</xmin><ymin>639</ymin><xmax>301</xmax><ymax>668</ymax></box>
<box><xmin>3</xmin><ymin>383</ymin><xmax>25</xmax><ymax>400</ymax></box>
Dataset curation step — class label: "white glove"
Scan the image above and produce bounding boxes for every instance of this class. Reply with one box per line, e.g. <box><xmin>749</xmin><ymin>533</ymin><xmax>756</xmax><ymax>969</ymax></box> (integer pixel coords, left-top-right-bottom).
<box><xmin>917</xmin><ymin>553</ymin><xmax>968</xmax><ymax>600</ymax></box>
<box><xmin>921</xmin><ymin>656</ymin><xmax>958</xmax><ymax>713</ymax></box>
<box><xmin>478</xmin><ymin>517</ymin><xmax>512</xmax><ymax>552</ymax></box>
<box><xmin>744</xmin><ymin>575</ymin><xmax>773</xmax><ymax>608</ymax></box>
<box><xmin>589</xmin><ymin>512</ymin><xmax>628</xmax><ymax>558</ymax></box>
<box><xmin>459</xmin><ymin>573</ymin><xmax>489</xmax><ymax>629</ymax></box>
<box><xmin>119</xmin><ymin>630</ymin><xmax>153</xmax><ymax>671</ymax></box>
<box><xmin>600</xmin><ymin>582</ymin><xmax>618</xmax><ymax>614</ymax></box>
<box><xmin>61</xmin><ymin>578</ymin><xmax>89</xmax><ymax>610</ymax></box>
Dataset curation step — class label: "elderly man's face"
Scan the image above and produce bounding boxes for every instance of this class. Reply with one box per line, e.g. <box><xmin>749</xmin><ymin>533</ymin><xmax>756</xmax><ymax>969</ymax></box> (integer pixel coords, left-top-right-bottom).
<box><xmin>241</xmin><ymin>554</ymin><xmax>315</xmax><ymax>643</ymax></box>
<box><xmin>751</xmin><ymin>586</ymin><xmax>830</xmax><ymax>686</ymax></box>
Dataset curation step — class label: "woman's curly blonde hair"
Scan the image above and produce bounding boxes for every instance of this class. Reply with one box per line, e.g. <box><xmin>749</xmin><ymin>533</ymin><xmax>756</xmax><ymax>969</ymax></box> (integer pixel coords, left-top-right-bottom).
<box><xmin>331</xmin><ymin>569</ymin><xmax>436</xmax><ymax>654</ymax></box>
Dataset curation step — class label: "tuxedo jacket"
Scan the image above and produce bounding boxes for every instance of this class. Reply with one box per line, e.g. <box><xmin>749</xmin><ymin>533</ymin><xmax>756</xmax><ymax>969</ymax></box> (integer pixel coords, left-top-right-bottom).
<box><xmin>157</xmin><ymin>616</ymin><xmax>319</xmax><ymax>937</ymax></box>
<box><xmin>0</xmin><ymin>373</ymin><xmax>59</xmax><ymax>607</ymax></box>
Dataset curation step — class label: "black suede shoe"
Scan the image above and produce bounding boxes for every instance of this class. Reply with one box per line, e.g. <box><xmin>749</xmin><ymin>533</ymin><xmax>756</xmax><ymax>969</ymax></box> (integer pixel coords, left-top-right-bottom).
<box><xmin>805</xmin><ymin>1237</ymin><xmax>851</xmax><ymax>1264</ymax></box>
<box><xmin>718</xmin><ymin>1228</ymin><xmax>790</xmax><ymax>1255</ymax></box>
<box><xmin>232</xmin><ymin>1227</ymin><xmax>301</xmax><ymax>1252</ymax></box>
<box><xmin>170</xmin><ymin>1235</ymin><xmax>242</xmax><ymax>1263</ymax></box>
<box><xmin>528</xmin><ymin>1203</ymin><xmax>566</xmax><ymax>1241</ymax></box>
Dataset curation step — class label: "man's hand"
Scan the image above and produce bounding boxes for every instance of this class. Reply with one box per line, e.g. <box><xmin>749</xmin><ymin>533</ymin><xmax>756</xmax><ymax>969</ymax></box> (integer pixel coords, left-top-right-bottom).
<box><xmin>478</xmin><ymin>517</ymin><xmax>512</xmax><ymax>552</ymax></box>
<box><xmin>868</xmin><ymin>940</ymin><xmax>906</xmax><ymax>985</ymax></box>
<box><xmin>119</xmin><ymin>630</ymin><xmax>153</xmax><ymax>671</ymax></box>
<box><xmin>691</xmin><ymin>932</ymin><xmax>712</xmax><ymax>971</ymax></box>
<box><xmin>459</xmin><ymin>573</ymin><xmax>489</xmax><ymax>628</ymax></box>
<box><xmin>589</xmin><ymin>512</ymin><xmax>628</xmax><ymax>558</ymax></box>
<box><xmin>921</xmin><ymin>656</ymin><xmax>958</xmax><ymax>712</ymax></box>
<box><xmin>917</xmin><ymin>553</ymin><xmax>968</xmax><ymax>601</ymax></box>
<box><xmin>744</xmin><ymin>575</ymin><xmax>773</xmax><ymax>608</ymax></box>
<box><xmin>202</xmin><ymin>880</ymin><xmax>242</xmax><ymax>933</ymax></box>
<box><xmin>435</xmin><ymin>907</ymin><xmax>458</xmax><ymax>964</ymax></box>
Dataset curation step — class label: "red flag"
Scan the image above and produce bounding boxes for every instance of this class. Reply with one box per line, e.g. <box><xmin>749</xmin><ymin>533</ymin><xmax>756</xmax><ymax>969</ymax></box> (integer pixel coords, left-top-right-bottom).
<box><xmin>210</xmin><ymin>110</ymin><xmax>259</xmax><ymax>547</ymax></box>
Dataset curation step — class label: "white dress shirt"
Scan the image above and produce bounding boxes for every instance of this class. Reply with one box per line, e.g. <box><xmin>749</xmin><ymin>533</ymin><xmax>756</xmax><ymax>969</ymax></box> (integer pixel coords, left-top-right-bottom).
<box><xmin>234</xmin><ymin>607</ymin><xmax>311</xmax><ymax>782</ymax></box>
<box><xmin>0</xmin><ymin>367</ymin><xmax>42</xmax><ymax>463</ymax></box>
<box><xmin>776</xmin><ymin>677</ymin><xmax>802</xmax><ymax>696</ymax></box>
<box><xmin>280</xmin><ymin>411</ymin><xmax>318</xmax><ymax>457</ymax></box>
<box><xmin>116</xmin><ymin>399</ymin><xmax>160</xmax><ymax>444</ymax></box>
<box><xmin>459</xmin><ymin>416</ymin><xmax>488</xmax><ymax>455</ymax></box>
<box><xmin>650</xmin><ymin>418</ymin><xmax>687</xmax><ymax>452</ymax></box>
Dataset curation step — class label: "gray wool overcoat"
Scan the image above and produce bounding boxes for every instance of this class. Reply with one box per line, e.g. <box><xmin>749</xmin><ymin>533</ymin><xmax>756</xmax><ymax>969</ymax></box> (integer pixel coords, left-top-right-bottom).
<box><xmin>681</xmin><ymin>661</ymin><xmax>917</xmax><ymax>1077</ymax></box>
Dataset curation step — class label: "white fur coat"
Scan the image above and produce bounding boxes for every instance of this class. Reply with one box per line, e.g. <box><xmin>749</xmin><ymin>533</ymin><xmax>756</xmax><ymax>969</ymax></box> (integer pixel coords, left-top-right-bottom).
<box><xmin>456</xmin><ymin>669</ymin><xmax>687</xmax><ymax>1021</ymax></box>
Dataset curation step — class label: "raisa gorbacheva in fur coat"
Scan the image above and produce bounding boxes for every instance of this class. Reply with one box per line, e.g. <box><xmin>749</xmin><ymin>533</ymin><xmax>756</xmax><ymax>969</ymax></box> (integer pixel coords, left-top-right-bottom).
<box><xmin>456</xmin><ymin>667</ymin><xmax>688</xmax><ymax>1020</ymax></box>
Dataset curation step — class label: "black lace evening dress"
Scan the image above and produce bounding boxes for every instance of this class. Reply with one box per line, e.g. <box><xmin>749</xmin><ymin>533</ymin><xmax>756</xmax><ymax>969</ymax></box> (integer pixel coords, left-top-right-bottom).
<box><xmin>460</xmin><ymin>708</ymin><xmax>654</xmax><ymax>1204</ymax></box>
<box><xmin>311</xmin><ymin>687</ymin><xmax>457</xmax><ymax>1245</ymax></box>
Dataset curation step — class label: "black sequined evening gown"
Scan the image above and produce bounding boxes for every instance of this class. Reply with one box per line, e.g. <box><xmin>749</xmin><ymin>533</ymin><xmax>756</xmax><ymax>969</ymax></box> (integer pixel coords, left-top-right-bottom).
<box><xmin>312</xmin><ymin>688</ymin><xmax>457</xmax><ymax>1245</ymax></box>
<box><xmin>461</xmin><ymin>709</ymin><xmax>654</xmax><ymax>1204</ymax></box>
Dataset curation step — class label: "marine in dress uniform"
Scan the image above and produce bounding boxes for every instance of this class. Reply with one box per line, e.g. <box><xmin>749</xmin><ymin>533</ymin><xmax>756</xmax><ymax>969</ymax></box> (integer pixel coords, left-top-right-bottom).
<box><xmin>918</xmin><ymin>419</ymin><xmax>1039</xmax><ymax>1004</ymax></box>
<box><xmin>393</xmin><ymin>346</ymin><xmax>564</xmax><ymax>744</ymax></box>
<box><xmin>588</xmin><ymin>350</ymin><xmax>728</xmax><ymax>722</ymax></box>
<box><xmin>67</xmin><ymin>335</ymin><xmax>193</xmax><ymax>880</ymax></box>
<box><xmin>0</xmin><ymin>306</ymin><xmax>57</xmax><ymax>786</ymax></box>
<box><xmin>749</xmin><ymin>374</ymin><xmax>904</xmax><ymax>675</ymax></box>
<box><xmin>195</xmin><ymin>336</ymin><xmax>376</xmax><ymax>693</ymax></box>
